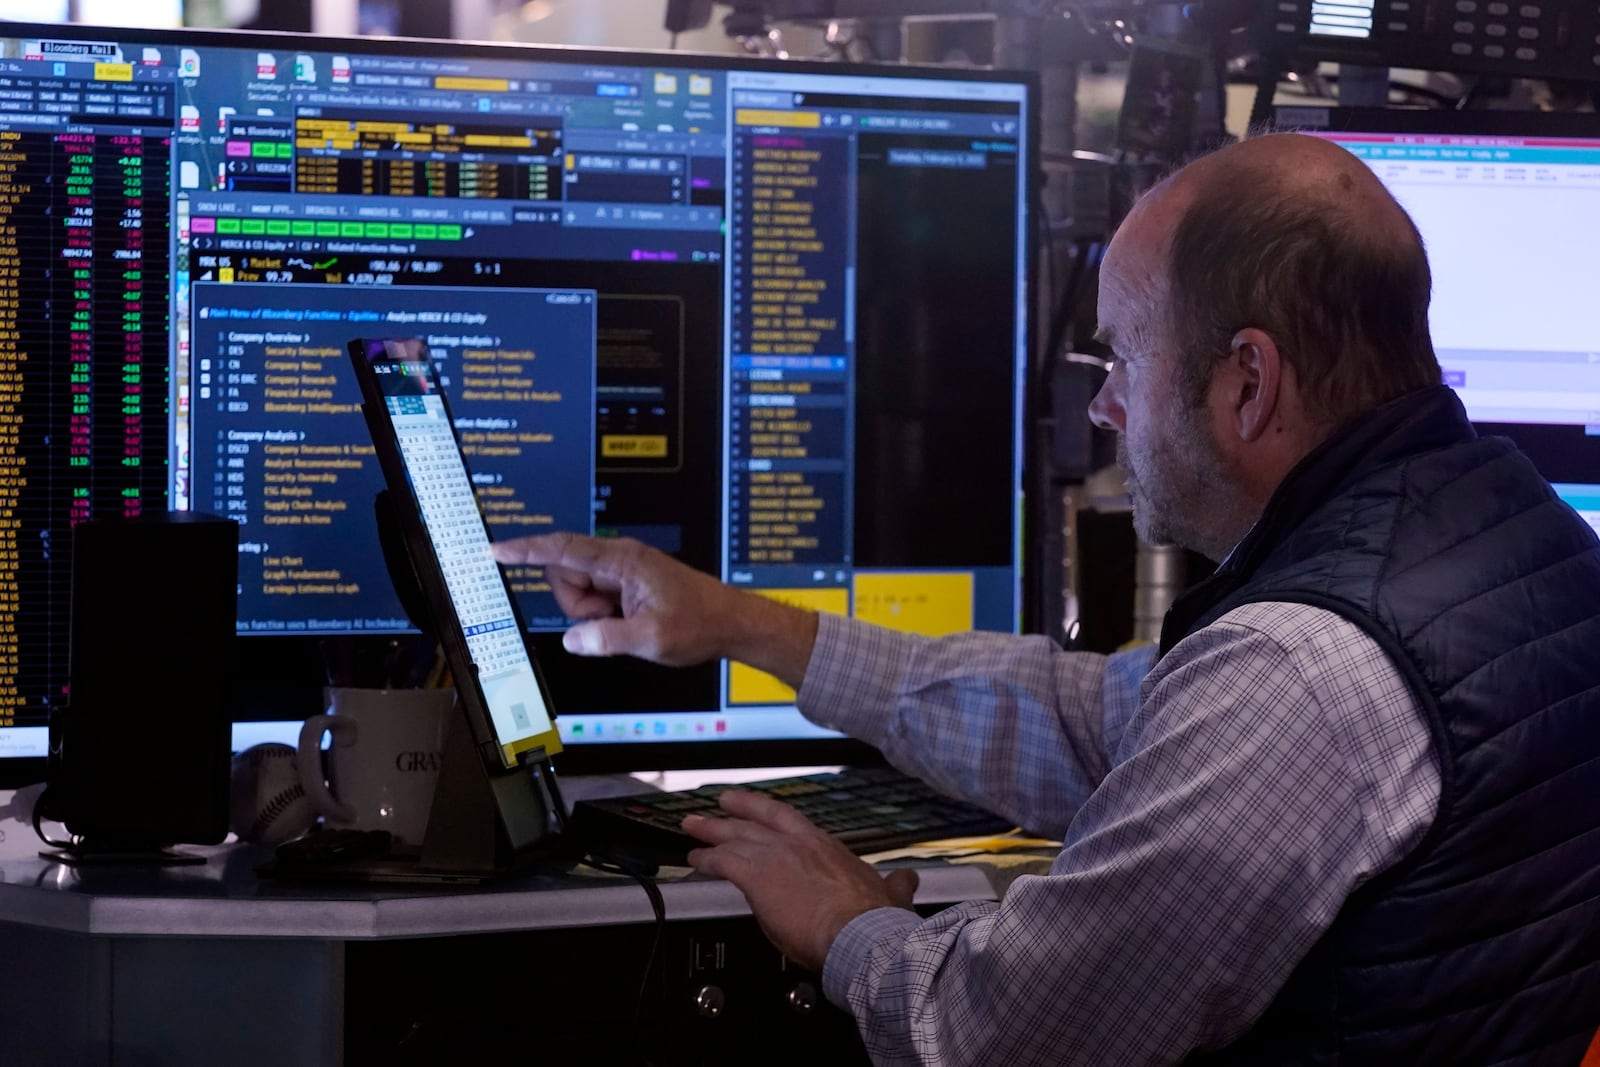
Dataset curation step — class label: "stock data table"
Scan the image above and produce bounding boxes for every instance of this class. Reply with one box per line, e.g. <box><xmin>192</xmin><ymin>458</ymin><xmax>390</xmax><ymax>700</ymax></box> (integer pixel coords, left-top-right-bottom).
<box><xmin>0</xmin><ymin>122</ymin><xmax>171</xmax><ymax>722</ymax></box>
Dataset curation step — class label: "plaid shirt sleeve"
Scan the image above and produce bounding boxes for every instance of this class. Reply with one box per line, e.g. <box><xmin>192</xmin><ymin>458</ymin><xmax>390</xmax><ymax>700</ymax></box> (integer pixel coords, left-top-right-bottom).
<box><xmin>798</xmin><ymin>613</ymin><xmax>1155</xmax><ymax>837</ymax></box>
<box><xmin>799</xmin><ymin>602</ymin><xmax>1440</xmax><ymax>1066</ymax></box>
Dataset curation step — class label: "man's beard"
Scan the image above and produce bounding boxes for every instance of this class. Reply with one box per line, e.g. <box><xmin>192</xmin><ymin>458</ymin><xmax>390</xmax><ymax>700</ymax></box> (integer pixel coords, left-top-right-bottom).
<box><xmin>1116</xmin><ymin>411</ymin><xmax>1236</xmax><ymax>559</ymax></box>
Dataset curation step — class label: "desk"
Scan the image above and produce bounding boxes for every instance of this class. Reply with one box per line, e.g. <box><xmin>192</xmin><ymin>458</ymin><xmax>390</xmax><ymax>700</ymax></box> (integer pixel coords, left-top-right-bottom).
<box><xmin>0</xmin><ymin>839</ymin><xmax>998</xmax><ymax>1066</ymax></box>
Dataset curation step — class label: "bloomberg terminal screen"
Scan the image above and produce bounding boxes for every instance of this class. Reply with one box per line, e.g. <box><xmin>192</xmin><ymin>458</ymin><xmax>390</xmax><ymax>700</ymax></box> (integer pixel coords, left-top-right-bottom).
<box><xmin>0</xmin><ymin>28</ymin><xmax>1031</xmax><ymax>758</ymax></box>
<box><xmin>0</xmin><ymin>58</ymin><xmax>170</xmax><ymax>728</ymax></box>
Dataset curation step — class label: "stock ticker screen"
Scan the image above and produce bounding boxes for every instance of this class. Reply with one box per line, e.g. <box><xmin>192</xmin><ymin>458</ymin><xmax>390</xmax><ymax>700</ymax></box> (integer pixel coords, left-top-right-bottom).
<box><xmin>0</xmin><ymin>26</ymin><xmax>1032</xmax><ymax>761</ymax></box>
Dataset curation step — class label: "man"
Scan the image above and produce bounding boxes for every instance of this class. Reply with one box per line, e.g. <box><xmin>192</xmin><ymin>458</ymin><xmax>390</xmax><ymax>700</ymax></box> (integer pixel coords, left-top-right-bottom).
<box><xmin>494</xmin><ymin>134</ymin><xmax>1600</xmax><ymax>1064</ymax></box>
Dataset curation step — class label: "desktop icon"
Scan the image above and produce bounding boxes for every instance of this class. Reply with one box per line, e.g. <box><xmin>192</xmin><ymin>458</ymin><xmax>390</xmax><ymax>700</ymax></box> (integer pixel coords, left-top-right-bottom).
<box><xmin>331</xmin><ymin>56</ymin><xmax>351</xmax><ymax>84</ymax></box>
<box><xmin>256</xmin><ymin>52</ymin><xmax>277</xmax><ymax>80</ymax></box>
<box><xmin>689</xmin><ymin>74</ymin><xmax>712</xmax><ymax>96</ymax></box>
<box><xmin>179</xmin><ymin>105</ymin><xmax>200</xmax><ymax>132</ymax></box>
<box><xmin>179</xmin><ymin>48</ymin><xmax>200</xmax><ymax>77</ymax></box>
<box><xmin>653</xmin><ymin>72</ymin><xmax>678</xmax><ymax>95</ymax></box>
<box><xmin>293</xmin><ymin>54</ymin><xmax>316</xmax><ymax>82</ymax></box>
<box><xmin>217</xmin><ymin>106</ymin><xmax>236</xmax><ymax>134</ymax></box>
<box><xmin>140</xmin><ymin>47</ymin><xmax>161</xmax><ymax>66</ymax></box>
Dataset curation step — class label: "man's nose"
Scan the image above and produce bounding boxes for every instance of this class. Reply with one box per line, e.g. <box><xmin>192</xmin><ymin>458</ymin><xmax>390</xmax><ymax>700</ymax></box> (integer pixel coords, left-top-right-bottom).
<box><xmin>1088</xmin><ymin>372</ymin><xmax>1124</xmax><ymax>432</ymax></box>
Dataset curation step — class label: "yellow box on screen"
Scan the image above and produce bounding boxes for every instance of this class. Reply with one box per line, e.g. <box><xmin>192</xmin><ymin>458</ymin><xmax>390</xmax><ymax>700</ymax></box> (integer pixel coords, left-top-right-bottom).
<box><xmin>734</xmin><ymin>108</ymin><xmax>821</xmax><ymax>128</ymax></box>
<box><xmin>600</xmin><ymin>435</ymin><xmax>668</xmax><ymax>458</ymax></box>
<box><xmin>434</xmin><ymin>75</ymin><xmax>508</xmax><ymax>91</ymax></box>
<box><xmin>727</xmin><ymin>587</ymin><xmax>849</xmax><ymax>705</ymax></box>
<box><xmin>853</xmin><ymin>572</ymin><xmax>974</xmax><ymax>637</ymax></box>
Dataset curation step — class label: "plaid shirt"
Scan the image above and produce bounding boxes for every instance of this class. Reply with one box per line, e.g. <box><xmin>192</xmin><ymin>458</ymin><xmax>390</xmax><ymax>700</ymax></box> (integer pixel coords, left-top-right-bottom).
<box><xmin>797</xmin><ymin>602</ymin><xmax>1440</xmax><ymax>1066</ymax></box>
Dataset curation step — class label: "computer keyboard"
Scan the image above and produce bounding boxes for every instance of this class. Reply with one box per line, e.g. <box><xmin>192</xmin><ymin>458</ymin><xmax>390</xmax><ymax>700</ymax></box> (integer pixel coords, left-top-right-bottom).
<box><xmin>570</xmin><ymin>766</ymin><xmax>1016</xmax><ymax>870</ymax></box>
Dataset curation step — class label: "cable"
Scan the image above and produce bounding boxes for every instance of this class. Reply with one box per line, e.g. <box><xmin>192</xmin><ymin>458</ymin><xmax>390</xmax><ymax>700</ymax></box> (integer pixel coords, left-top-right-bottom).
<box><xmin>1248</xmin><ymin>53</ymin><xmax>1280</xmax><ymax>131</ymax></box>
<box><xmin>1038</xmin><ymin>179</ymin><xmax>1058</xmax><ymax>364</ymax></box>
<box><xmin>32</xmin><ymin>787</ymin><xmax>73</xmax><ymax>850</ymax></box>
<box><xmin>1455</xmin><ymin>74</ymin><xmax>1487</xmax><ymax>110</ymax></box>
<box><xmin>1042</xmin><ymin>237</ymin><xmax>1106</xmax><ymax>376</ymax></box>
<box><xmin>579</xmin><ymin>850</ymin><xmax>668</xmax><ymax>1064</ymax></box>
<box><xmin>1388</xmin><ymin>80</ymin><xmax>1459</xmax><ymax>108</ymax></box>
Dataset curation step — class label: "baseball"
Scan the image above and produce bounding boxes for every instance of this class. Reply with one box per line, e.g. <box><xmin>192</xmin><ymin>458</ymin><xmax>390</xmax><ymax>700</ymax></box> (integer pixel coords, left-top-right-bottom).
<box><xmin>229</xmin><ymin>743</ymin><xmax>318</xmax><ymax>845</ymax></box>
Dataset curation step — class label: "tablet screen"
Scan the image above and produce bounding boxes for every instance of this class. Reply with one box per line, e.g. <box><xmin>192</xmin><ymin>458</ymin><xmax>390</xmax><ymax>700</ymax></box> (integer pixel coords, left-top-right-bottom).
<box><xmin>358</xmin><ymin>338</ymin><xmax>561</xmax><ymax>766</ymax></box>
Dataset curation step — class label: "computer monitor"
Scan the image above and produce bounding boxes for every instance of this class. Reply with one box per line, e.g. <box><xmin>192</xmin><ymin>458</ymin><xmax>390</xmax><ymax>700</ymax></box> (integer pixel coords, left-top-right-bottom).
<box><xmin>1278</xmin><ymin>106</ymin><xmax>1600</xmax><ymax>540</ymax></box>
<box><xmin>0</xmin><ymin>23</ymin><xmax>1038</xmax><ymax>784</ymax></box>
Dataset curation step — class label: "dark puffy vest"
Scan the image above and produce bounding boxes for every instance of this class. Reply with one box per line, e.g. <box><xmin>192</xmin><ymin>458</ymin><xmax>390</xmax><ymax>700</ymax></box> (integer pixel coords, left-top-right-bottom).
<box><xmin>1166</xmin><ymin>386</ymin><xmax>1600</xmax><ymax>1065</ymax></box>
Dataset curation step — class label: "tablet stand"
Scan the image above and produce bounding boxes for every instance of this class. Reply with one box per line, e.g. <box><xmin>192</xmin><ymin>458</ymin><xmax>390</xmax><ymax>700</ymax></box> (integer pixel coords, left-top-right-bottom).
<box><xmin>415</xmin><ymin>704</ymin><xmax>566</xmax><ymax>878</ymax></box>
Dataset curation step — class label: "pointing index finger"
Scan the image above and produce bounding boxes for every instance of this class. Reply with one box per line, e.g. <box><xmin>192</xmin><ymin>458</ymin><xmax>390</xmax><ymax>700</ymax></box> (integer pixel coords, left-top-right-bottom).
<box><xmin>489</xmin><ymin>532</ymin><xmax>569</xmax><ymax>566</ymax></box>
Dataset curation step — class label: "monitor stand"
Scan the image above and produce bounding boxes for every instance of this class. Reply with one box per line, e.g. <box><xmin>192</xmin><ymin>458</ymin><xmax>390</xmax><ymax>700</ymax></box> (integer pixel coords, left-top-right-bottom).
<box><xmin>259</xmin><ymin>706</ymin><xmax>570</xmax><ymax>886</ymax></box>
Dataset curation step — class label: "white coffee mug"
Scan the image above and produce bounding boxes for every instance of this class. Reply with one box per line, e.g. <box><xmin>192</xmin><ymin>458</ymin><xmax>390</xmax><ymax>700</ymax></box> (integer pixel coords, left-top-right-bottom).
<box><xmin>296</xmin><ymin>686</ymin><xmax>456</xmax><ymax>849</ymax></box>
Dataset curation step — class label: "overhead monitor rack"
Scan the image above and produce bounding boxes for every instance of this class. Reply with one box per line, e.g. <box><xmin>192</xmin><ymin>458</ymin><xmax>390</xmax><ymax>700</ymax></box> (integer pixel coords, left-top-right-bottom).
<box><xmin>1258</xmin><ymin>1</ymin><xmax>1600</xmax><ymax>82</ymax></box>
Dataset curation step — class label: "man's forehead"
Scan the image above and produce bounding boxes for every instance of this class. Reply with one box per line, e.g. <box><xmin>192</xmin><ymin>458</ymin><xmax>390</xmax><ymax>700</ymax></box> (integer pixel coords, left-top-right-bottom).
<box><xmin>1121</xmin><ymin>175</ymin><xmax>1191</xmax><ymax>247</ymax></box>
<box><xmin>1101</xmin><ymin>228</ymin><xmax>1166</xmax><ymax>305</ymax></box>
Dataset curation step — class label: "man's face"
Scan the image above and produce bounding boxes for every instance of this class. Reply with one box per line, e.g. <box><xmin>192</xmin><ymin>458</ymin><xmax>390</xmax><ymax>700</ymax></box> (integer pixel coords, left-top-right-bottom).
<box><xmin>1089</xmin><ymin>219</ymin><xmax>1237</xmax><ymax>558</ymax></box>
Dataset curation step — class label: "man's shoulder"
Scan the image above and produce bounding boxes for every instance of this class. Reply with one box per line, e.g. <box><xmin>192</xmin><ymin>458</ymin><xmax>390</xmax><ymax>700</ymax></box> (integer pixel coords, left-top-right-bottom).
<box><xmin>1130</xmin><ymin>601</ymin><xmax>1431</xmax><ymax>783</ymax></box>
<box><xmin>1165</xmin><ymin>600</ymin><xmax>1374</xmax><ymax>664</ymax></box>
<box><xmin>1208</xmin><ymin>601</ymin><xmax>1369</xmax><ymax>653</ymax></box>
<box><xmin>1144</xmin><ymin>600</ymin><xmax>1413</xmax><ymax>717</ymax></box>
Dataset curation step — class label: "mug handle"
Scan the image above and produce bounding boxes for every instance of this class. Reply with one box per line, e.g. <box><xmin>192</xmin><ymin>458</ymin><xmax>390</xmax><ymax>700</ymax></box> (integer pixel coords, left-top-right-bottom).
<box><xmin>296</xmin><ymin>715</ymin><xmax>358</xmax><ymax>824</ymax></box>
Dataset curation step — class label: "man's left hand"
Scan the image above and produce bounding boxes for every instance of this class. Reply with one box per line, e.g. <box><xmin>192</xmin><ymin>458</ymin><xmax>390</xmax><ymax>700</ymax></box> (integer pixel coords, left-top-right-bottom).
<box><xmin>683</xmin><ymin>790</ymin><xmax>920</xmax><ymax>973</ymax></box>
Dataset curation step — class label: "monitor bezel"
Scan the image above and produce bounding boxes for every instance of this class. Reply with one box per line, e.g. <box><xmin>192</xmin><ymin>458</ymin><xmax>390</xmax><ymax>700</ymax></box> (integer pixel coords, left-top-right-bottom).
<box><xmin>1273</xmin><ymin>103</ymin><xmax>1600</xmax><ymax>141</ymax></box>
<box><xmin>0</xmin><ymin>21</ymin><xmax>1041</xmax><ymax>786</ymax></box>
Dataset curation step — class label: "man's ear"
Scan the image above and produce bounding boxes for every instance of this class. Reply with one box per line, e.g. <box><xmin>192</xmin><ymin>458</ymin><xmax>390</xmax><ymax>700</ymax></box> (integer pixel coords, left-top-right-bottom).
<box><xmin>1228</xmin><ymin>327</ymin><xmax>1281</xmax><ymax>442</ymax></box>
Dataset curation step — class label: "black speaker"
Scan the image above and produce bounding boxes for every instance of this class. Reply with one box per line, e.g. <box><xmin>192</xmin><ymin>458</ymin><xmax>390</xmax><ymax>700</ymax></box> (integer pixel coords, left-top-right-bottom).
<box><xmin>46</xmin><ymin>512</ymin><xmax>239</xmax><ymax>852</ymax></box>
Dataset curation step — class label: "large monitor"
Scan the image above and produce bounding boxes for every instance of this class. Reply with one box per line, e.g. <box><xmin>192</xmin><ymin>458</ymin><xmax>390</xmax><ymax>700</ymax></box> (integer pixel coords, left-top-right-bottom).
<box><xmin>0</xmin><ymin>23</ymin><xmax>1038</xmax><ymax>783</ymax></box>
<box><xmin>1279</xmin><ymin>106</ymin><xmax>1600</xmax><ymax>540</ymax></box>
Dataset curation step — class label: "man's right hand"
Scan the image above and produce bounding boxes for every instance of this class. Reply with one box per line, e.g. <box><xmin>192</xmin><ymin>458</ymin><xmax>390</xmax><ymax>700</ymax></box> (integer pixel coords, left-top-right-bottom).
<box><xmin>490</xmin><ymin>532</ymin><xmax>819</xmax><ymax>686</ymax></box>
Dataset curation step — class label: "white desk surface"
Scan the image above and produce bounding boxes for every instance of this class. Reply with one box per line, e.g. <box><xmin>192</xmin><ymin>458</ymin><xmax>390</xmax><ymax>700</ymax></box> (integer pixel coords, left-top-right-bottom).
<box><xmin>0</xmin><ymin>777</ymin><xmax>1000</xmax><ymax>942</ymax></box>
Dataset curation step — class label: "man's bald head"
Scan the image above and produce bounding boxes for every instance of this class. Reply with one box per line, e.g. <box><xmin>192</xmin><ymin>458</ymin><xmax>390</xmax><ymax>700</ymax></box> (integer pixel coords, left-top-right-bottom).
<box><xmin>1167</xmin><ymin>133</ymin><xmax>1427</xmax><ymax>262</ymax></box>
<box><xmin>1124</xmin><ymin>132</ymin><xmax>1441</xmax><ymax>425</ymax></box>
